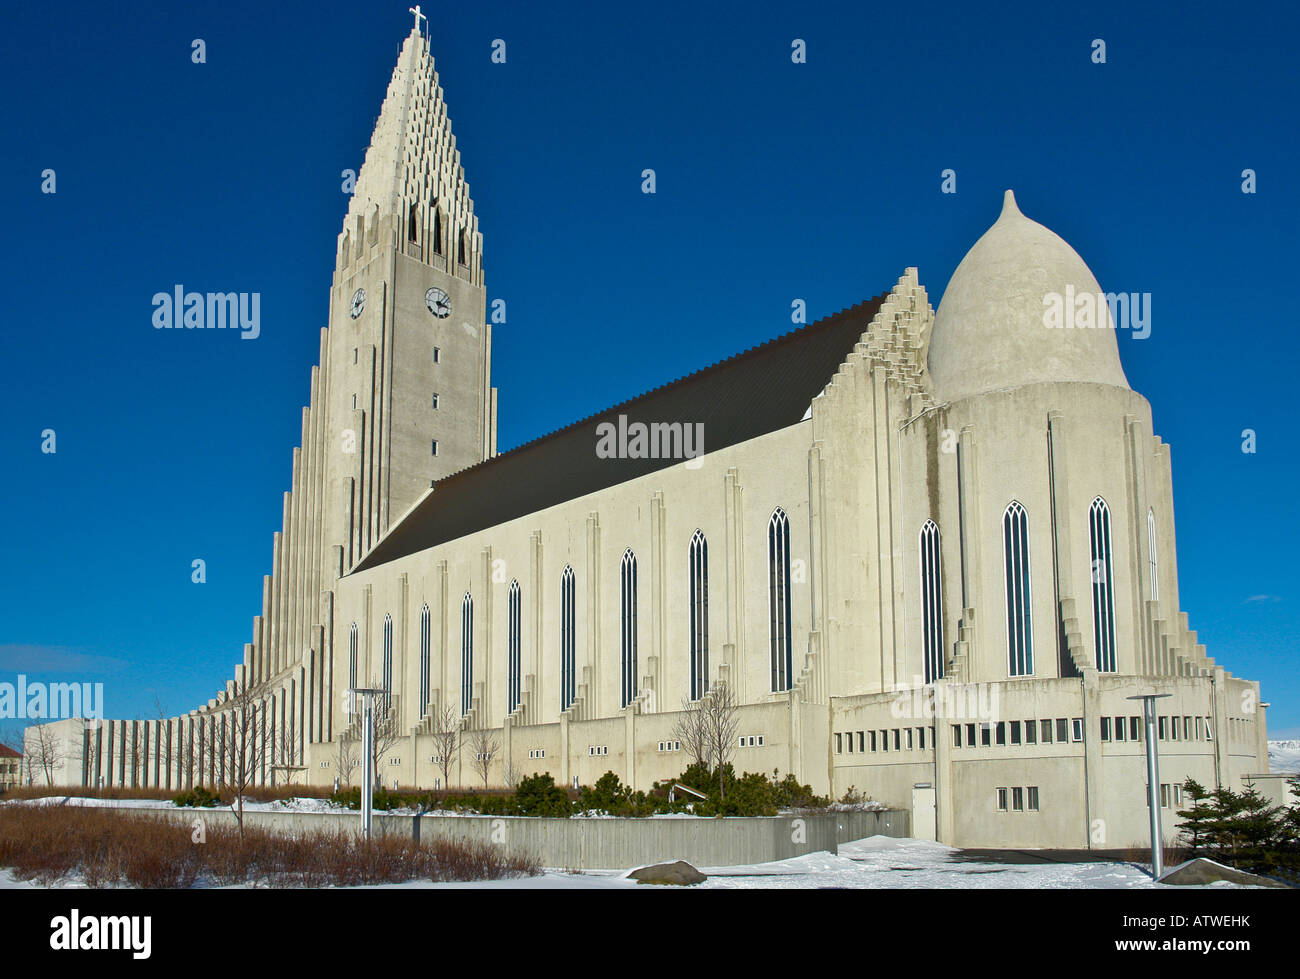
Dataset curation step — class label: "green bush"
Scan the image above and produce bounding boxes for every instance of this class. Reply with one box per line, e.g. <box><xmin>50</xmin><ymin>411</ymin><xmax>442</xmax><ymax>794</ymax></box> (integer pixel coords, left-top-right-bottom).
<box><xmin>577</xmin><ymin>772</ymin><xmax>656</xmax><ymax>817</ymax></box>
<box><xmin>173</xmin><ymin>786</ymin><xmax>222</xmax><ymax>808</ymax></box>
<box><xmin>652</xmin><ymin>766</ymin><xmax>828</xmax><ymax>817</ymax></box>
<box><xmin>513</xmin><ymin>773</ymin><xmax>573</xmax><ymax>817</ymax></box>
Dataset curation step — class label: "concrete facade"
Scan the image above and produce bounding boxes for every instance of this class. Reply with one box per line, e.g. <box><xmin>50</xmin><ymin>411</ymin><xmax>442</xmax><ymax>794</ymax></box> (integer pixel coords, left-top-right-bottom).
<box><xmin>31</xmin><ymin>26</ymin><xmax>1273</xmax><ymax>851</ymax></box>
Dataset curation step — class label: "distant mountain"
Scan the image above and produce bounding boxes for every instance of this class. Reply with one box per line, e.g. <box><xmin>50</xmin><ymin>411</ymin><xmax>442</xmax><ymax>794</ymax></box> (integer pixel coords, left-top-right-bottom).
<box><xmin>1268</xmin><ymin>740</ymin><xmax>1300</xmax><ymax>773</ymax></box>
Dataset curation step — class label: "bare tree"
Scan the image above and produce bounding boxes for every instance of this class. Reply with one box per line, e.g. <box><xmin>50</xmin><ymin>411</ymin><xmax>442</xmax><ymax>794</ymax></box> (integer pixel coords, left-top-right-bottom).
<box><xmin>469</xmin><ymin>728</ymin><xmax>499</xmax><ymax>788</ymax></box>
<box><xmin>152</xmin><ymin>697</ymin><xmax>174</xmax><ymax>788</ymax></box>
<box><xmin>201</xmin><ymin>669</ymin><xmax>276</xmax><ymax>839</ymax></box>
<box><xmin>502</xmin><ymin>759</ymin><xmax>521</xmax><ymax>790</ymax></box>
<box><xmin>430</xmin><ymin>705</ymin><xmax>460</xmax><ymax>790</ymax></box>
<box><xmin>671</xmin><ymin>696</ymin><xmax>711</xmax><ymax>772</ymax></box>
<box><xmin>700</xmin><ymin>680</ymin><xmax>741</xmax><ymax>800</ymax></box>
<box><xmin>335</xmin><ymin>735</ymin><xmax>360</xmax><ymax>788</ymax></box>
<box><xmin>368</xmin><ymin>704</ymin><xmax>403</xmax><ymax>790</ymax></box>
<box><xmin>24</xmin><ymin>721</ymin><xmax>61</xmax><ymax>787</ymax></box>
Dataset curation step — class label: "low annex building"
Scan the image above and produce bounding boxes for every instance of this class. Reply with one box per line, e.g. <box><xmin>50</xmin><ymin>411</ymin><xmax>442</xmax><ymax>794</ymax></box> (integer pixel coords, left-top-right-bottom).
<box><xmin>33</xmin><ymin>23</ymin><xmax>1271</xmax><ymax>850</ymax></box>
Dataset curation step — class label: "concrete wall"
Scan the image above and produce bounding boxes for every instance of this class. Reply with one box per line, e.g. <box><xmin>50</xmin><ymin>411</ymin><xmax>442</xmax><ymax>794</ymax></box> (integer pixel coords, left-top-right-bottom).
<box><xmin>133</xmin><ymin>805</ymin><xmax>907</xmax><ymax>871</ymax></box>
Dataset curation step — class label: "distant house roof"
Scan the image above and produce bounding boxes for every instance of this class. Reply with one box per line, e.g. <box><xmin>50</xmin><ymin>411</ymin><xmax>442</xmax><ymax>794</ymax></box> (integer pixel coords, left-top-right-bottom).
<box><xmin>0</xmin><ymin>744</ymin><xmax>21</xmax><ymax>759</ymax></box>
<box><xmin>352</xmin><ymin>293</ymin><xmax>888</xmax><ymax>573</ymax></box>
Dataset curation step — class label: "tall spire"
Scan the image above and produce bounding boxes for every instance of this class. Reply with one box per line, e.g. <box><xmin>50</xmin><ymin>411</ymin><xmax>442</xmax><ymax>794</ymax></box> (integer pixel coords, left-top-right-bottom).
<box><xmin>337</xmin><ymin>27</ymin><xmax>481</xmax><ymax>284</ymax></box>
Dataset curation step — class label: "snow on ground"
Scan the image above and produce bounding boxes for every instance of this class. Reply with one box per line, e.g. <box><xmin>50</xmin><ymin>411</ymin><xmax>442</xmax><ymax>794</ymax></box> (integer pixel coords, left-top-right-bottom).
<box><xmin>1269</xmin><ymin>740</ymin><xmax>1300</xmax><ymax>773</ymax></box>
<box><xmin>1</xmin><ymin>835</ymin><xmax>1259</xmax><ymax>889</ymax></box>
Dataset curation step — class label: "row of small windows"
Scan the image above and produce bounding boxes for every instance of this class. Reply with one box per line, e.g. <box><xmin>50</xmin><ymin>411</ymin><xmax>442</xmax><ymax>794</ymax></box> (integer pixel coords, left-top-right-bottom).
<box><xmin>587</xmin><ymin>745</ymin><xmax>608</xmax><ymax>756</ymax></box>
<box><xmin>1100</xmin><ymin>714</ymin><xmax>1213</xmax><ymax>743</ymax></box>
<box><xmin>836</xmin><ymin>727</ymin><xmax>933</xmax><ymax>754</ymax></box>
<box><xmin>1151</xmin><ymin>783</ymin><xmax>1184</xmax><ymax>809</ymax></box>
<box><xmin>995</xmin><ymin>786</ymin><xmax>1040</xmax><ymax>812</ymax></box>
<box><xmin>952</xmin><ymin>718</ymin><xmax>1083</xmax><ymax>747</ymax></box>
<box><xmin>738</xmin><ymin>734</ymin><xmax>766</xmax><ymax>747</ymax></box>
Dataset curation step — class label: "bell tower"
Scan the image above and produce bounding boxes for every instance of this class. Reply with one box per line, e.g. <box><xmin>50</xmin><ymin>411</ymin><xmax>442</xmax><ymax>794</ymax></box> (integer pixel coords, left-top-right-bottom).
<box><xmin>326</xmin><ymin>24</ymin><xmax>496</xmax><ymax>567</ymax></box>
<box><xmin>230</xmin><ymin>21</ymin><xmax>496</xmax><ymax>735</ymax></box>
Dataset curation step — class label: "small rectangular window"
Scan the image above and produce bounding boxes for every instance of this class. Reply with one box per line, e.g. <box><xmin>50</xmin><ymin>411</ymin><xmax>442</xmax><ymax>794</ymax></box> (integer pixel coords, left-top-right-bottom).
<box><xmin>857</xmin><ymin>732</ymin><xmax>864</xmax><ymax>752</ymax></box>
<box><xmin>1114</xmin><ymin>716</ymin><xmax>1126</xmax><ymax>742</ymax></box>
<box><xmin>1204</xmin><ymin>717</ymin><xmax>1213</xmax><ymax>741</ymax></box>
<box><xmin>1184</xmin><ymin>715</ymin><xmax>1193</xmax><ymax>740</ymax></box>
<box><xmin>995</xmin><ymin>722</ymin><xmax>1006</xmax><ymax>746</ymax></box>
<box><xmin>431</xmin><ymin>439</ymin><xmax>439</xmax><ymax>456</ymax></box>
<box><xmin>953</xmin><ymin>725</ymin><xmax>963</xmax><ymax>748</ymax></box>
<box><xmin>869</xmin><ymin>730</ymin><xmax>877</xmax><ymax>751</ymax></box>
<box><xmin>881</xmin><ymin>730</ymin><xmax>889</xmax><ymax>752</ymax></box>
<box><xmin>846</xmin><ymin>733</ymin><xmax>854</xmax><ymax>753</ymax></box>
<box><xmin>1160</xmin><ymin>783</ymin><xmax>1170</xmax><ymax>808</ymax></box>
<box><xmin>432</xmin><ymin>393</ymin><xmax>439</xmax><ymax>409</ymax></box>
<box><xmin>1071</xmin><ymin>718</ymin><xmax>1084</xmax><ymax>742</ymax></box>
<box><xmin>893</xmin><ymin>729</ymin><xmax>901</xmax><ymax>751</ymax></box>
<box><xmin>1012</xmin><ymin>787</ymin><xmax>1024</xmax><ymax>811</ymax></box>
<box><xmin>432</xmin><ymin>346</ymin><xmax>441</xmax><ymax>363</ymax></box>
<box><xmin>996</xmin><ymin>788</ymin><xmax>1008</xmax><ymax>811</ymax></box>
<box><xmin>835</xmin><ymin>733</ymin><xmax>842</xmax><ymax>754</ymax></box>
<box><xmin>1131</xmin><ymin>716</ymin><xmax>1142</xmax><ymax>741</ymax></box>
<box><xmin>906</xmin><ymin>728</ymin><xmax>914</xmax><ymax>750</ymax></box>
<box><xmin>1100</xmin><ymin>717</ymin><xmax>1111</xmax><ymax>742</ymax></box>
<box><xmin>1171</xmin><ymin>716</ymin><xmax>1180</xmax><ymax>741</ymax></box>
<box><xmin>966</xmin><ymin>722</ymin><xmax>976</xmax><ymax>746</ymax></box>
<box><xmin>1025</xmin><ymin>720</ymin><xmax>1037</xmax><ymax>745</ymax></box>
<box><xmin>1040</xmin><ymin>719</ymin><xmax>1053</xmax><ymax>744</ymax></box>
<box><xmin>1010</xmin><ymin>720</ymin><xmax>1022</xmax><ymax>745</ymax></box>
<box><xmin>980</xmin><ymin>724</ymin><xmax>992</xmax><ymax>747</ymax></box>
<box><xmin>1158</xmin><ymin>715</ymin><xmax>1167</xmax><ymax>740</ymax></box>
<box><xmin>1056</xmin><ymin>718</ymin><xmax>1069</xmax><ymax>743</ymax></box>
<box><xmin>1027</xmin><ymin>786</ymin><xmax>1039</xmax><ymax>811</ymax></box>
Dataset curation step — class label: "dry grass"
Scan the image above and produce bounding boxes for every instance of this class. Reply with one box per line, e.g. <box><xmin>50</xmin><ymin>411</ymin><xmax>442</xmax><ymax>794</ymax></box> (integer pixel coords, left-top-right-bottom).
<box><xmin>2</xmin><ymin>783</ymin><xmax>333</xmax><ymax>804</ymax></box>
<box><xmin>0</xmin><ymin>805</ymin><xmax>538</xmax><ymax>888</ymax></box>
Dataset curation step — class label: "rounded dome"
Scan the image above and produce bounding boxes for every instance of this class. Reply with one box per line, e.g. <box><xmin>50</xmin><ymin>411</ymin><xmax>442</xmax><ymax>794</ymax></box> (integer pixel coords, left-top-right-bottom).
<box><xmin>927</xmin><ymin>190</ymin><xmax>1129</xmax><ymax>403</ymax></box>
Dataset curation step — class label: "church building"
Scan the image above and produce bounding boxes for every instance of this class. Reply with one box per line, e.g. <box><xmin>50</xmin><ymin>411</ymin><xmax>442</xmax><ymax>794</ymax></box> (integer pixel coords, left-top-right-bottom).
<box><xmin>37</xmin><ymin>22</ymin><xmax>1271</xmax><ymax>850</ymax></box>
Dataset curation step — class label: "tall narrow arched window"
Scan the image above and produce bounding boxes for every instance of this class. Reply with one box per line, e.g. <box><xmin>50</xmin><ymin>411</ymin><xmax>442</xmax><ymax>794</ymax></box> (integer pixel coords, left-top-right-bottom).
<box><xmin>560</xmin><ymin>566</ymin><xmax>576</xmax><ymax>712</ymax></box>
<box><xmin>507</xmin><ymin>580</ymin><xmax>521</xmax><ymax>714</ymax></box>
<box><xmin>457</xmin><ymin>227</ymin><xmax>469</xmax><ymax>266</ymax></box>
<box><xmin>432</xmin><ymin>207</ymin><xmax>443</xmax><ymax>255</ymax></box>
<box><xmin>768</xmin><ymin>508</ymin><xmax>792</xmax><ymax>692</ymax></box>
<box><xmin>408</xmin><ymin>203</ymin><xmax>418</xmax><ymax>242</ymax></box>
<box><xmin>461</xmin><ymin>593</ymin><xmax>473</xmax><ymax>715</ymax></box>
<box><xmin>1089</xmin><ymin>497</ymin><xmax>1117</xmax><ymax>673</ymax></box>
<box><xmin>1147</xmin><ymin>509</ymin><xmax>1159</xmax><ymax>601</ymax></box>
<box><xmin>621</xmin><ymin>550</ymin><xmax>638</xmax><ymax>708</ymax></box>
<box><xmin>920</xmin><ymin>519</ymin><xmax>944</xmax><ymax>684</ymax></box>
<box><xmin>381</xmin><ymin>614</ymin><xmax>393</xmax><ymax>713</ymax></box>
<box><xmin>419</xmin><ymin>604</ymin><xmax>431</xmax><ymax>718</ymax></box>
<box><xmin>1002</xmin><ymin>501</ymin><xmax>1034</xmax><ymax>676</ymax></box>
<box><xmin>689</xmin><ymin>529</ymin><xmax>710</xmax><ymax>700</ymax></box>
<box><xmin>348</xmin><ymin>622</ymin><xmax>359</xmax><ymax>720</ymax></box>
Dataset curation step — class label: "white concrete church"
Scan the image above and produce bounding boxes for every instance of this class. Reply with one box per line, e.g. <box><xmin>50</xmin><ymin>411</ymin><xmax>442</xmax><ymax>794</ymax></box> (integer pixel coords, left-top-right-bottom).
<box><xmin>38</xmin><ymin>22</ymin><xmax>1272</xmax><ymax>850</ymax></box>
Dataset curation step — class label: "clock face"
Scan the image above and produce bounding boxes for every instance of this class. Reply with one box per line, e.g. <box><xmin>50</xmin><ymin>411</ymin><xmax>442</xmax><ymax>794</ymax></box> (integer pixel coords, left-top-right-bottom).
<box><xmin>425</xmin><ymin>287</ymin><xmax>451</xmax><ymax>319</ymax></box>
<box><xmin>350</xmin><ymin>288</ymin><xmax>366</xmax><ymax>319</ymax></box>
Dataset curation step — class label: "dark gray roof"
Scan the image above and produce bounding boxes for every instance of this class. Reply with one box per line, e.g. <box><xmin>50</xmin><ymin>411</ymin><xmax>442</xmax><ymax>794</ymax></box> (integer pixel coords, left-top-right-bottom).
<box><xmin>352</xmin><ymin>292</ymin><xmax>888</xmax><ymax>573</ymax></box>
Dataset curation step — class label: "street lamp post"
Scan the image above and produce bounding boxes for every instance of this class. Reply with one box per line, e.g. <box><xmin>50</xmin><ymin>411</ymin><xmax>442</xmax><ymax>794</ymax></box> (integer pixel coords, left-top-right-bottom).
<box><xmin>351</xmin><ymin>687</ymin><xmax>385</xmax><ymax>841</ymax></box>
<box><xmin>1128</xmin><ymin>692</ymin><xmax>1172</xmax><ymax>880</ymax></box>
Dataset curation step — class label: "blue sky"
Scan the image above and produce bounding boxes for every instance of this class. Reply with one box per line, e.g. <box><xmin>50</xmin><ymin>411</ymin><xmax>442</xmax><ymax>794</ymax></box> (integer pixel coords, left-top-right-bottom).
<box><xmin>1</xmin><ymin>0</ymin><xmax>1297</xmax><ymax>737</ymax></box>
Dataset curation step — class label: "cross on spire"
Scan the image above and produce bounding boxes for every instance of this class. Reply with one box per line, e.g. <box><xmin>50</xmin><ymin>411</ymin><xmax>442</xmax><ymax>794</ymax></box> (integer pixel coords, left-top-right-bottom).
<box><xmin>409</xmin><ymin>5</ymin><xmax>427</xmax><ymax>34</ymax></box>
